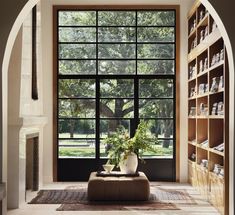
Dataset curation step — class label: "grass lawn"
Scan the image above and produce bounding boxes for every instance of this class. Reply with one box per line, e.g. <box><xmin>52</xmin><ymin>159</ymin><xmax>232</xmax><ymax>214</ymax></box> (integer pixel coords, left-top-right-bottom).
<box><xmin>59</xmin><ymin>144</ymin><xmax>173</xmax><ymax>158</ymax></box>
<box><xmin>58</xmin><ymin>133</ymin><xmax>173</xmax><ymax>158</ymax></box>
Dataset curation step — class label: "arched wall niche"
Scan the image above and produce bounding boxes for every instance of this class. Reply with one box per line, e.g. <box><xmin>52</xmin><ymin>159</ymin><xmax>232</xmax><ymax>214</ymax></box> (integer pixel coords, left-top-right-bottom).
<box><xmin>0</xmin><ymin>0</ymin><xmax>234</xmax><ymax>214</ymax></box>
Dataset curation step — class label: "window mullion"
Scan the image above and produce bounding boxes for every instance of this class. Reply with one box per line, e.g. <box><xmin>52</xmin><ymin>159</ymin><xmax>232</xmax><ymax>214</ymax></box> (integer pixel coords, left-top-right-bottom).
<box><xmin>132</xmin><ymin>10</ymin><xmax>139</xmax><ymax>137</ymax></box>
<box><xmin>95</xmin><ymin>11</ymin><xmax>100</xmax><ymax>159</ymax></box>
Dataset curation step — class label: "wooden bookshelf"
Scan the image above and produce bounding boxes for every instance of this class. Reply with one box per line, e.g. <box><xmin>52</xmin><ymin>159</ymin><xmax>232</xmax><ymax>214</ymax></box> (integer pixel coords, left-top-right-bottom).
<box><xmin>187</xmin><ymin>1</ymin><xmax>229</xmax><ymax>215</ymax></box>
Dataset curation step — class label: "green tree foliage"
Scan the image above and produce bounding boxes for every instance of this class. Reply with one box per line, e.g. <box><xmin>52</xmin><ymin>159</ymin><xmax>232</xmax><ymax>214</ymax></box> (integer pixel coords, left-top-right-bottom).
<box><xmin>59</xmin><ymin>11</ymin><xmax>96</xmax><ymax>26</ymax></box>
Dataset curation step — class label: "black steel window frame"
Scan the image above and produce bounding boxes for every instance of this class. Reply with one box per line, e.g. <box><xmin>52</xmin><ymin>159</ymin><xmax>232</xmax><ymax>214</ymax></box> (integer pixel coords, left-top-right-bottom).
<box><xmin>56</xmin><ymin>9</ymin><xmax>176</xmax><ymax>160</ymax></box>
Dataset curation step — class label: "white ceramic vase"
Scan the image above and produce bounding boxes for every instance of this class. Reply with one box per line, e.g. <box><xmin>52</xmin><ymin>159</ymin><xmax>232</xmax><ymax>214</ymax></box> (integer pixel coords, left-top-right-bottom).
<box><xmin>119</xmin><ymin>152</ymin><xmax>138</xmax><ymax>174</ymax></box>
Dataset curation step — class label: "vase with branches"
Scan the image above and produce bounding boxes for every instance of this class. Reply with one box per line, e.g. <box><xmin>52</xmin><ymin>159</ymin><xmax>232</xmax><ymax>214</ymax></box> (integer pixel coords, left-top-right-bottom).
<box><xmin>104</xmin><ymin>120</ymin><xmax>157</xmax><ymax>173</ymax></box>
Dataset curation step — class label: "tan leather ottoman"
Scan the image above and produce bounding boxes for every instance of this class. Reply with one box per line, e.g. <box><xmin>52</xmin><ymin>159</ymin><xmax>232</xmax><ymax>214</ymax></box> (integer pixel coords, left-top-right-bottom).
<box><xmin>87</xmin><ymin>171</ymin><xmax>150</xmax><ymax>201</ymax></box>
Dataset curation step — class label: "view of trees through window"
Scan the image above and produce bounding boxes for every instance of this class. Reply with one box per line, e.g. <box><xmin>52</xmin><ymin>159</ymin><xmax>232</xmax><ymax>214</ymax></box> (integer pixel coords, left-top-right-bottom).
<box><xmin>57</xmin><ymin>9</ymin><xmax>176</xmax><ymax>159</ymax></box>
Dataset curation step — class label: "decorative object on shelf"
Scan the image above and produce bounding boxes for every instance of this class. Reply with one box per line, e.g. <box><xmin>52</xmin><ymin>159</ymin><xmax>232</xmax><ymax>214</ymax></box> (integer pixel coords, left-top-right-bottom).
<box><xmin>191</xmin><ymin>37</ymin><xmax>197</xmax><ymax>51</ymax></box>
<box><xmin>199</xmin><ymin>58</ymin><xmax>208</xmax><ymax>73</ymax></box>
<box><xmin>200</xmin><ymin>29</ymin><xmax>204</xmax><ymax>43</ymax></box>
<box><xmin>190</xmin><ymin>26</ymin><xmax>194</xmax><ymax>33</ymax></box>
<box><xmin>189</xmin><ymin>64</ymin><xmax>196</xmax><ymax>79</ymax></box>
<box><xmin>189</xmin><ymin>107</ymin><xmax>196</xmax><ymax>116</ymax></box>
<box><xmin>219</xmin><ymin>168</ymin><xmax>224</xmax><ymax>178</ymax></box>
<box><xmin>199</xmin><ymin>103</ymin><xmax>208</xmax><ymax>116</ymax></box>
<box><xmin>200</xmin><ymin>159</ymin><xmax>208</xmax><ymax>168</ymax></box>
<box><xmin>210</xmin><ymin>77</ymin><xmax>220</xmax><ymax>93</ymax></box>
<box><xmin>104</xmin><ymin>121</ymin><xmax>157</xmax><ymax>174</ymax></box>
<box><xmin>211</xmin><ymin>55</ymin><xmax>216</xmax><ymax>66</ymax></box>
<box><xmin>211</xmin><ymin>50</ymin><xmax>224</xmax><ymax>67</ymax></box>
<box><xmin>190</xmin><ymin>152</ymin><xmax>196</xmax><ymax>161</ymax></box>
<box><xmin>213</xmin><ymin>143</ymin><xmax>224</xmax><ymax>152</ymax></box>
<box><xmin>205</xmin><ymin>83</ymin><xmax>209</xmax><ymax>92</ymax></box>
<box><xmin>200</xmin><ymin>139</ymin><xmax>208</xmax><ymax>148</ymax></box>
<box><xmin>212</xmin><ymin>20</ymin><xmax>217</xmax><ymax>32</ymax></box>
<box><xmin>218</xmin><ymin>75</ymin><xmax>224</xmax><ymax>90</ymax></box>
<box><xmin>216</xmin><ymin>53</ymin><xmax>220</xmax><ymax>63</ymax></box>
<box><xmin>198</xmin><ymin>83</ymin><xmax>207</xmax><ymax>94</ymax></box>
<box><xmin>193</xmin><ymin>19</ymin><xmax>196</xmax><ymax>28</ymax></box>
<box><xmin>199</xmin><ymin>10</ymin><xmax>204</xmax><ymax>21</ymax></box>
<box><xmin>220</xmin><ymin>49</ymin><xmax>224</xmax><ymax>61</ymax></box>
<box><xmin>213</xmin><ymin>164</ymin><xmax>223</xmax><ymax>175</ymax></box>
<box><xmin>204</xmin><ymin>26</ymin><xmax>209</xmax><ymax>38</ymax></box>
<box><xmin>190</xmin><ymin>86</ymin><xmax>197</xmax><ymax>97</ymax></box>
<box><xmin>211</xmin><ymin>102</ymin><xmax>218</xmax><ymax>115</ymax></box>
<box><xmin>190</xmin><ymin>18</ymin><xmax>197</xmax><ymax>33</ymax></box>
<box><xmin>204</xmin><ymin>57</ymin><xmax>208</xmax><ymax>70</ymax></box>
<box><xmin>217</xmin><ymin>101</ymin><xmax>224</xmax><ymax>115</ymax></box>
<box><xmin>199</xmin><ymin>57</ymin><xmax>208</xmax><ymax>73</ymax></box>
<box><xmin>199</xmin><ymin>60</ymin><xmax>203</xmax><ymax>73</ymax></box>
<box><xmin>102</xmin><ymin>164</ymin><xmax>115</xmax><ymax>173</ymax></box>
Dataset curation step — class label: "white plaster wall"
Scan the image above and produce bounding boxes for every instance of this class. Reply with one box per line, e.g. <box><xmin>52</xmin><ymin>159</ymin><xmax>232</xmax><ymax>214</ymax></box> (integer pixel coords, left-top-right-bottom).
<box><xmin>1</xmin><ymin>1</ymin><xmax>41</xmax><ymax>213</ymax></box>
<box><xmin>7</xmin><ymin>28</ymin><xmax>23</xmax><ymax>209</ymax></box>
<box><xmin>7</xmin><ymin>2</ymin><xmax>48</xmax><ymax>209</ymax></box>
<box><xmin>41</xmin><ymin>0</ymin><xmax>194</xmax><ymax>183</ymax></box>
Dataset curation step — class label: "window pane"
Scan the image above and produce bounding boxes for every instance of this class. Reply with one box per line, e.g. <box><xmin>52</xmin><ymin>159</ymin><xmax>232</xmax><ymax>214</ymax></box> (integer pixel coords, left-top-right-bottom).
<box><xmin>59</xmin><ymin>119</ymin><xmax>95</xmax><ymax>138</ymax></box>
<box><xmin>142</xmin><ymin>140</ymin><xmax>173</xmax><ymax>158</ymax></box>
<box><xmin>59</xmin><ymin>60</ymin><xmax>96</xmax><ymax>75</ymax></box>
<box><xmin>144</xmin><ymin>119</ymin><xmax>174</xmax><ymax>138</ymax></box>
<box><xmin>59</xmin><ymin>27</ymin><xmax>96</xmax><ymax>42</ymax></box>
<box><xmin>59</xmin><ymin>79</ymin><xmax>95</xmax><ymax>98</ymax></box>
<box><xmin>139</xmin><ymin>99</ymin><xmax>173</xmax><ymax>118</ymax></box>
<box><xmin>100</xmin><ymin>79</ymin><xmax>134</xmax><ymax>98</ymax></box>
<box><xmin>138</xmin><ymin>60</ymin><xmax>174</xmax><ymax>74</ymax></box>
<box><xmin>59</xmin><ymin>44</ymin><xmax>96</xmax><ymax>59</ymax></box>
<box><xmin>100</xmin><ymin>119</ymin><xmax>130</xmax><ymax>138</ymax></box>
<box><xmin>98</xmin><ymin>11</ymin><xmax>135</xmax><ymax>26</ymax></box>
<box><xmin>137</xmin><ymin>11</ymin><xmax>175</xmax><ymax>26</ymax></box>
<box><xmin>100</xmin><ymin>99</ymin><xmax>134</xmax><ymax>118</ymax></box>
<box><xmin>59</xmin><ymin>140</ymin><xmax>95</xmax><ymax>158</ymax></box>
<box><xmin>59</xmin><ymin>11</ymin><xmax>96</xmax><ymax>26</ymax></box>
<box><xmin>98</xmin><ymin>60</ymin><xmax>135</xmax><ymax>74</ymax></box>
<box><xmin>99</xmin><ymin>44</ymin><xmax>135</xmax><ymax>59</ymax></box>
<box><xmin>137</xmin><ymin>27</ymin><xmax>174</xmax><ymax>42</ymax></box>
<box><xmin>98</xmin><ymin>27</ymin><xmax>136</xmax><ymax>42</ymax></box>
<box><xmin>139</xmin><ymin>79</ymin><xmax>174</xmax><ymax>98</ymax></box>
<box><xmin>138</xmin><ymin>44</ymin><xmax>174</xmax><ymax>59</ymax></box>
<box><xmin>59</xmin><ymin>99</ymin><xmax>96</xmax><ymax>118</ymax></box>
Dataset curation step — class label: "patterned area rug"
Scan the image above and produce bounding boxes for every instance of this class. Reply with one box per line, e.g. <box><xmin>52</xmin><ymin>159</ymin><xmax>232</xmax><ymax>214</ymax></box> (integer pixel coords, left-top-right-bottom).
<box><xmin>29</xmin><ymin>185</ymin><xmax>196</xmax><ymax>211</ymax></box>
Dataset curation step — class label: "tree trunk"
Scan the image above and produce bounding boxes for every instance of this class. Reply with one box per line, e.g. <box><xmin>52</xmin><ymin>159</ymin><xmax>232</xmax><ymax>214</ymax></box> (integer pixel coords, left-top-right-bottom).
<box><xmin>69</xmin><ymin>119</ymin><xmax>75</xmax><ymax>138</ymax></box>
<box><xmin>162</xmin><ymin>121</ymin><xmax>172</xmax><ymax>148</ymax></box>
<box><xmin>107</xmin><ymin>99</ymin><xmax>124</xmax><ymax>134</ymax></box>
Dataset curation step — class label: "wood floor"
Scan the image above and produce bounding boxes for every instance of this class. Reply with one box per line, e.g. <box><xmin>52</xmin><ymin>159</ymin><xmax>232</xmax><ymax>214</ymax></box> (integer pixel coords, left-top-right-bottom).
<box><xmin>8</xmin><ymin>182</ymin><xmax>220</xmax><ymax>215</ymax></box>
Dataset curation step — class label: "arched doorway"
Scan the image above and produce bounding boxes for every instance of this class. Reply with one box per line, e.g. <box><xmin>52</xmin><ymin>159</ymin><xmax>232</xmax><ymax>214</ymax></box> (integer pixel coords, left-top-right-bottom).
<box><xmin>0</xmin><ymin>1</ymin><xmax>234</xmax><ymax>214</ymax></box>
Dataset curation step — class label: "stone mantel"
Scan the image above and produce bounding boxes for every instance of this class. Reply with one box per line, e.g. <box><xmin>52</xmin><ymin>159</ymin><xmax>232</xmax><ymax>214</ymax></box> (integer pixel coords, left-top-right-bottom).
<box><xmin>8</xmin><ymin>115</ymin><xmax>48</xmax><ymax>128</ymax></box>
<box><xmin>21</xmin><ymin>116</ymin><xmax>48</xmax><ymax>127</ymax></box>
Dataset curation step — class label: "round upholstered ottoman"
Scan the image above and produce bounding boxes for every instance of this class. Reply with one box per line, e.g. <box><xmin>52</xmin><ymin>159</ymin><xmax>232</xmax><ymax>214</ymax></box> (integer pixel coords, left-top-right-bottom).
<box><xmin>87</xmin><ymin>172</ymin><xmax>150</xmax><ymax>201</ymax></box>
